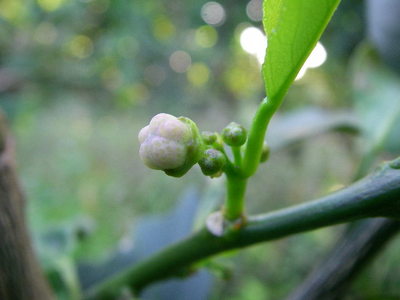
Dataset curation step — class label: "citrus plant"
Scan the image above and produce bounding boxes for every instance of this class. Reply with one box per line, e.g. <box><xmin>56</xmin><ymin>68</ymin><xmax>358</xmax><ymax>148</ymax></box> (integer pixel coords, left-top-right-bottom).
<box><xmin>84</xmin><ymin>0</ymin><xmax>400</xmax><ymax>298</ymax></box>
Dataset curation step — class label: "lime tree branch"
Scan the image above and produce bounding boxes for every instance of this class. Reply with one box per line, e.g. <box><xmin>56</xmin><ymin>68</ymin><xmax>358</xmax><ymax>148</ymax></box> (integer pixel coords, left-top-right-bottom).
<box><xmin>86</xmin><ymin>158</ymin><xmax>400</xmax><ymax>300</ymax></box>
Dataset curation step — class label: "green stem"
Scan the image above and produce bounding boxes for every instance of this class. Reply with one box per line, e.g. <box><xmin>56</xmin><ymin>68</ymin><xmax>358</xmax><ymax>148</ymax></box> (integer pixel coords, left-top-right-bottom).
<box><xmin>85</xmin><ymin>158</ymin><xmax>400</xmax><ymax>300</ymax></box>
<box><xmin>224</xmin><ymin>173</ymin><xmax>247</xmax><ymax>221</ymax></box>
<box><xmin>242</xmin><ymin>97</ymin><xmax>280</xmax><ymax>177</ymax></box>
<box><xmin>224</xmin><ymin>96</ymin><xmax>282</xmax><ymax>219</ymax></box>
<box><xmin>232</xmin><ymin>146</ymin><xmax>242</xmax><ymax>167</ymax></box>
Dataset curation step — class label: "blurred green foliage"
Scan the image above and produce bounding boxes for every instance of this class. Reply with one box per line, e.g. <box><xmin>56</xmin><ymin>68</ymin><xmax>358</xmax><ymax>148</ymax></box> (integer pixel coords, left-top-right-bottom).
<box><xmin>1</xmin><ymin>0</ymin><xmax>400</xmax><ymax>299</ymax></box>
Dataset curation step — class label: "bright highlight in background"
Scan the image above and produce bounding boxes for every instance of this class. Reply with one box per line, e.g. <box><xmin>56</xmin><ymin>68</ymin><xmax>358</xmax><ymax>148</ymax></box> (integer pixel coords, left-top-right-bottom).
<box><xmin>296</xmin><ymin>42</ymin><xmax>327</xmax><ymax>80</ymax></box>
<box><xmin>239</xmin><ymin>26</ymin><xmax>327</xmax><ymax>79</ymax></box>
<box><xmin>306</xmin><ymin>42</ymin><xmax>327</xmax><ymax>68</ymax></box>
<box><xmin>239</xmin><ymin>26</ymin><xmax>267</xmax><ymax>64</ymax></box>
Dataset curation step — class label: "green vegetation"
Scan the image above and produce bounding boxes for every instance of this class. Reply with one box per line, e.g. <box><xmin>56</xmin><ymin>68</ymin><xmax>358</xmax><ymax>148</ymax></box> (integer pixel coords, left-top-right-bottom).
<box><xmin>1</xmin><ymin>0</ymin><xmax>400</xmax><ymax>299</ymax></box>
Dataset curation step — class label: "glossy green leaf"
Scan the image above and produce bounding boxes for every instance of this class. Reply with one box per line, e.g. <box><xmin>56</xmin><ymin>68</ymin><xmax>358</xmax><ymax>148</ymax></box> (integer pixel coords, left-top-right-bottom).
<box><xmin>262</xmin><ymin>0</ymin><xmax>340</xmax><ymax>105</ymax></box>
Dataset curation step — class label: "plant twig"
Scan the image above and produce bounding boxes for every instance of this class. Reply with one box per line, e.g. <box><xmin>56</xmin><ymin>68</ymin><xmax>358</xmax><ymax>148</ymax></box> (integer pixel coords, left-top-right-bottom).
<box><xmin>85</xmin><ymin>158</ymin><xmax>400</xmax><ymax>299</ymax></box>
<box><xmin>242</xmin><ymin>98</ymin><xmax>277</xmax><ymax>177</ymax></box>
<box><xmin>224</xmin><ymin>173</ymin><xmax>247</xmax><ymax>221</ymax></box>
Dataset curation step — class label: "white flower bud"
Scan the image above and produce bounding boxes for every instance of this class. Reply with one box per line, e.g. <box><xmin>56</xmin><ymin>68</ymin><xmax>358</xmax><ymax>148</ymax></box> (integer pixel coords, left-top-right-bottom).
<box><xmin>138</xmin><ymin>113</ymin><xmax>203</xmax><ymax>177</ymax></box>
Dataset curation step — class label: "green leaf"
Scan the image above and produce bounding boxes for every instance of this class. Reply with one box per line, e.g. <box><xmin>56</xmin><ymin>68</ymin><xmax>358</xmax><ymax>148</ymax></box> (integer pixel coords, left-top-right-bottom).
<box><xmin>262</xmin><ymin>0</ymin><xmax>340</xmax><ymax>105</ymax></box>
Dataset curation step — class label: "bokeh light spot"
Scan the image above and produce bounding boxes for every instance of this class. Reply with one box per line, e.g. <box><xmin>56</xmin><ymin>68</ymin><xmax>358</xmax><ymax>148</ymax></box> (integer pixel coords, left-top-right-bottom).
<box><xmin>153</xmin><ymin>16</ymin><xmax>176</xmax><ymax>41</ymax></box>
<box><xmin>0</xmin><ymin>0</ymin><xmax>25</xmax><ymax>22</ymax></box>
<box><xmin>37</xmin><ymin>0</ymin><xmax>65</xmax><ymax>11</ymax></box>
<box><xmin>201</xmin><ymin>2</ymin><xmax>226</xmax><ymax>26</ymax></box>
<box><xmin>187</xmin><ymin>63</ymin><xmax>210</xmax><ymax>87</ymax></box>
<box><xmin>246</xmin><ymin>0</ymin><xmax>263</xmax><ymax>22</ymax></box>
<box><xmin>169</xmin><ymin>51</ymin><xmax>192</xmax><ymax>73</ymax></box>
<box><xmin>224</xmin><ymin>59</ymin><xmax>261</xmax><ymax>98</ymax></box>
<box><xmin>67</xmin><ymin>35</ymin><xmax>94</xmax><ymax>59</ymax></box>
<box><xmin>296</xmin><ymin>42</ymin><xmax>327</xmax><ymax>80</ymax></box>
<box><xmin>117</xmin><ymin>83</ymin><xmax>149</xmax><ymax>107</ymax></box>
<box><xmin>295</xmin><ymin>67</ymin><xmax>307</xmax><ymax>81</ymax></box>
<box><xmin>240</xmin><ymin>26</ymin><xmax>267</xmax><ymax>64</ymax></box>
<box><xmin>305</xmin><ymin>42</ymin><xmax>327</xmax><ymax>69</ymax></box>
<box><xmin>195</xmin><ymin>25</ymin><xmax>218</xmax><ymax>48</ymax></box>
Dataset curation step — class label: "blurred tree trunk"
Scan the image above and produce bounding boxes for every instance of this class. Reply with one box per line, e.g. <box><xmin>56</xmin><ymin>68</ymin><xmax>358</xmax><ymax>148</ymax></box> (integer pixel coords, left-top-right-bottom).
<box><xmin>0</xmin><ymin>113</ymin><xmax>53</xmax><ymax>300</ymax></box>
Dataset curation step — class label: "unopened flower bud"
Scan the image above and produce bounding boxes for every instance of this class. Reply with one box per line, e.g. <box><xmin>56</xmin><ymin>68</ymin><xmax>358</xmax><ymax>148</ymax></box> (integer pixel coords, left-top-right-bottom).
<box><xmin>221</xmin><ymin>122</ymin><xmax>247</xmax><ymax>147</ymax></box>
<box><xmin>138</xmin><ymin>113</ymin><xmax>203</xmax><ymax>177</ymax></box>
<box><xmin>201</xmin><ymin>131</ymin><xmax>217</xmax><ymax>145</ymax></box>
<box><xmin>213</xmin><ymin>133</ymin><xmax>224</xmax><ymax>151</ymax></box>
<box><xmin>260</xmin><ymin>141</ymin><xmax>270</xmax><ymax>162</ymax></box>
<box><xmin>198</xmin><ymin>148</ymin><xmax>226</xmax><ymax>177</ymax></box>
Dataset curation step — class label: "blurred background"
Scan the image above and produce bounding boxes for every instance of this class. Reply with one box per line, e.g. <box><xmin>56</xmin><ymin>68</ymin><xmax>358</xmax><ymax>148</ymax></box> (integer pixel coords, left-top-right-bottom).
<box><xmin>1</xmin><ymin>0</ymin><xmax>400</xmax><ymax>299</ymax></box>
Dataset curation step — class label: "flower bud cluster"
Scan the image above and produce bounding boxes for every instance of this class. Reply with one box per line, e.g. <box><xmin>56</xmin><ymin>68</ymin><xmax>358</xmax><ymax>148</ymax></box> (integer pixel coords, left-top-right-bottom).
<box><xmin>138</xmin><ymin>114</ymin><xmax>257</xmax><ymax>178</ymax></box>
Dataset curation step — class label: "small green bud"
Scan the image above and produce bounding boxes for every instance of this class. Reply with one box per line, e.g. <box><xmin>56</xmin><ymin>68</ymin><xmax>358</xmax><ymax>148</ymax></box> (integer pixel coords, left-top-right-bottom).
<box><xmin>138</xmin><ymin>113</ymin><xmax>204</xmax><ymax>177</ymax></box>
<box><xmin>201</xmin><ymin>131</ymin><xmax>217</xmax><ymax>145</ymax></box>
<box><xmin>221</xmin><ymin>122</ymin><xmax>247</xmax><ymax>147</ymax></box>
<box><xmin>198</xmin><ymin>148</ymin><xmax>226</xmax><ymax>177</ymax></box>
<box><xmin>213</xmin><ymin>133</ymin><xmax>224</xmax><ymax>151</ymax></box>
<box><xmin>260</xmin><ymin>141</ymin><xmax>270</xmax><ymax>163</ymax></box>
